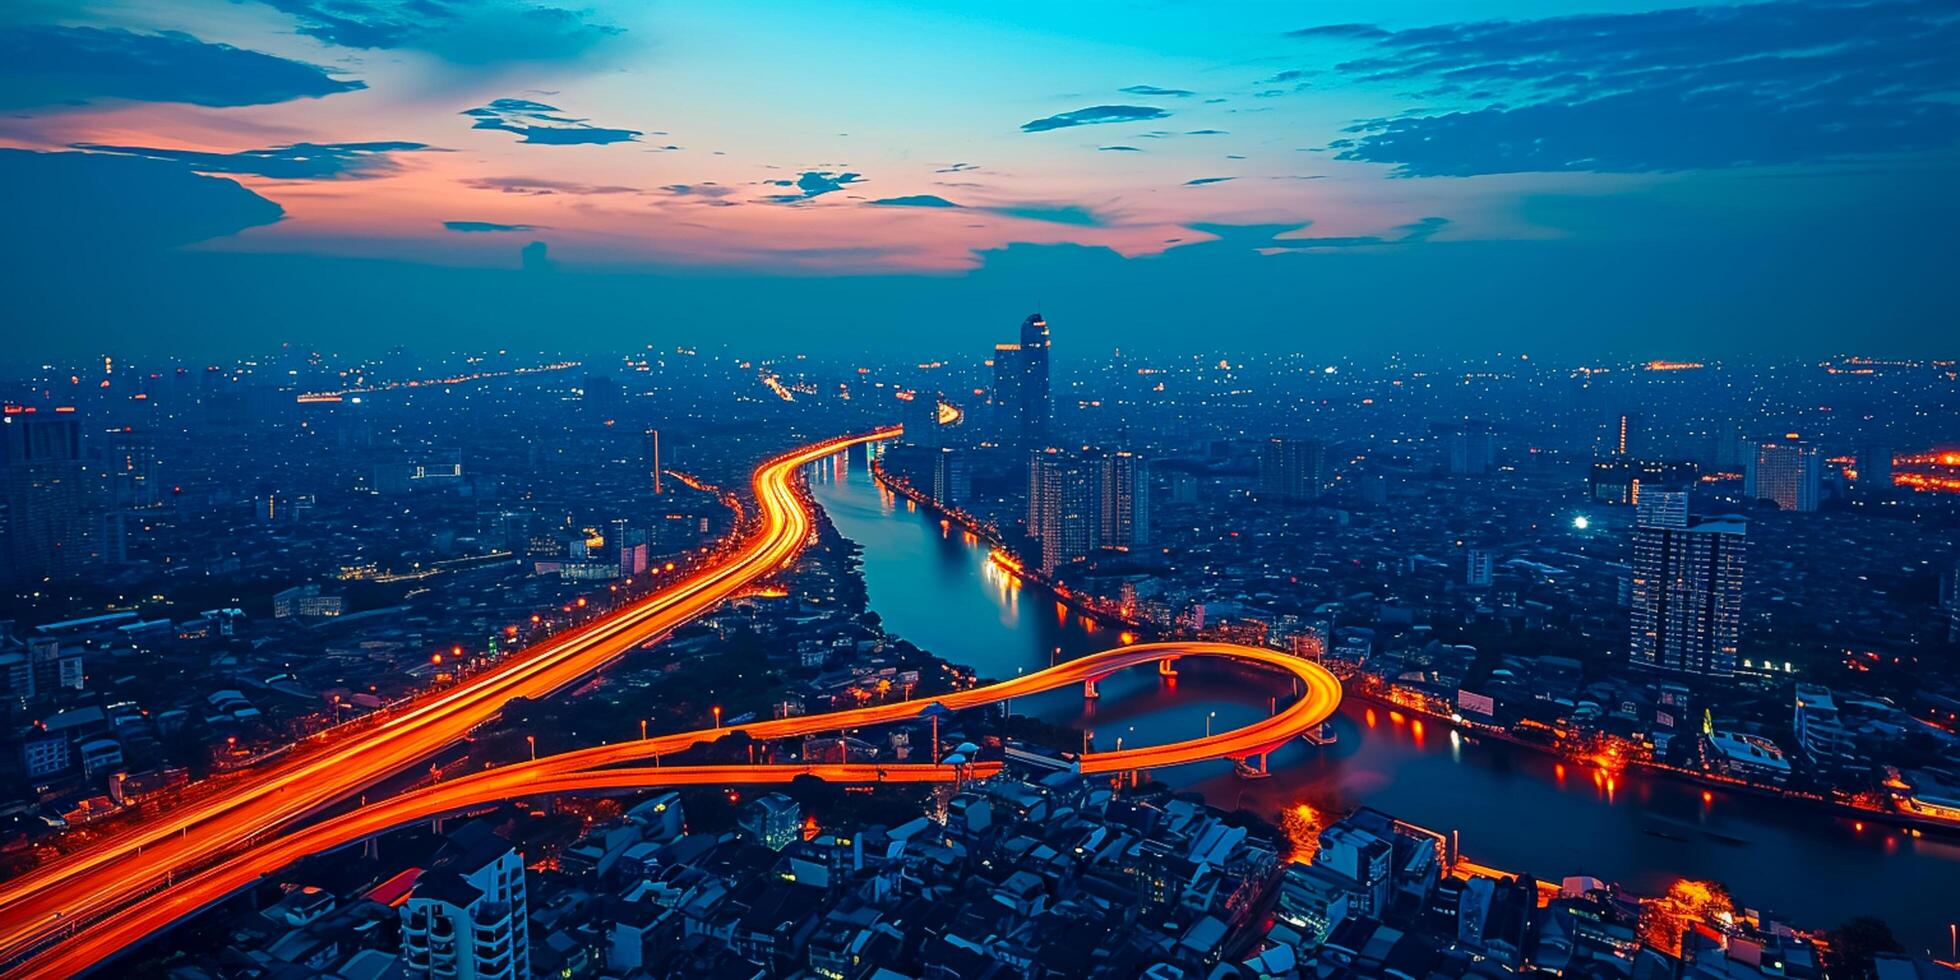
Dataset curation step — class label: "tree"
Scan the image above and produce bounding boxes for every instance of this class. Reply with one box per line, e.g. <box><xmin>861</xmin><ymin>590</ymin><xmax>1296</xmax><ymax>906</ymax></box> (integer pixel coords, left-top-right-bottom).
<box><xmin>1825</xmin><ymin>916</ymin><xmax>1903</xmax><ymax>979</ymax></box>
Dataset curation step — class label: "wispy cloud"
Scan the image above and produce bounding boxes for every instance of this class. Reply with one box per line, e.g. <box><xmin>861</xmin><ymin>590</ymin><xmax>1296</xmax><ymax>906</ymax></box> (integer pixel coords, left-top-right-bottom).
<box><xmin>862</xmin><ymin>196</ymin><xmax>1108</xmax><ymax>227</ymax></box>
<box><xmin>1021</xmin><ymin>105</ymin><xmax>1170</xmax><ymax>133</ymax></box>
<box><xmin>71</xmin><ymin>141</ymin><xmax>430</xmax><ymax>180</ymax></box>
<box><xmin>1121</xmin><ymin>85</ymin><xmax>1194</xmax><ymax>98</ymax></box>
<box><xmin>463</xmin><ymin>98</ymin><xmax>640</xmax><ymax>145</ymax></box>
<box><xmin>762</xmin><ymin>171</ymin><xmax>865</xmax><ymax>202</ymax></box>
<box><xmin>462</xmin><ymin>176</ymin><xmax>644</xmax><ymax>195</ymax></box>
<box><xmin>1184</xmin><ymin>176</ymin><xmax>1235</xmax><ymax>186</ymax></box>
<box><xmin>444</xmin><ymin>220</ymin><xmax>534</xmax><ymax>232</ymax></box>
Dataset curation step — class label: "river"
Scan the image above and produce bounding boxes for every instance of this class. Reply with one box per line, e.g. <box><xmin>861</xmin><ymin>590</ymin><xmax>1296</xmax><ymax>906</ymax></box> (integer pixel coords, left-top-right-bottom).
<box><xmin>809</xmin><ymin>448</ymin><xmax>1960</xmax><ymax>955</ymax></box>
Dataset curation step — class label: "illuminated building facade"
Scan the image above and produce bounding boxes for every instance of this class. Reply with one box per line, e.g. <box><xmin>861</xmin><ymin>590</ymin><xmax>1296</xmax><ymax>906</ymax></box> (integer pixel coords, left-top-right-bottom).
<box><xmin>991</xmin><ymin>343</ymin><xmax>1024</xmax><ymax>446</ymax></box>
<box><xmin>1018</xmin><ymin>313</ymin><xmax>1051</xmax><ymax>446</ymax></box>
<box><xmin>1027</xmin><ymin>447</ymin><xmax>1098</xmax><ymax>574</ymax></box>
<box><xmin>738</xmin><ymin>793</ymin><xmax>802</xmax><ymax>851</ymax></box>
<box><xmin>1628</xmin><ymin>491</ymin><xmax>1746</xmax><ymax>678</ymax></box>
<box><xmin>106</xmin><ymin>426</ymin><xmax>160</xmax><ymax>509</ymax></box>
<box><xmin>932</xmin><ymin>447</ymin><xmax>969</xmax><ymax>507</ymax></box>
<box><xmin>1744</xmin><ymin>437</ymin><xmax>1821</xmax><ymax>512</ymax></box>
<box><xmin>1098</xmin><ymin>450</ymin><xmax>1149</xmax><ymax>549</ymax></box>
<box><xmin>399</xmin><ymin>842</ymin><xmax>530</xmax><ymax>980</ymax></box>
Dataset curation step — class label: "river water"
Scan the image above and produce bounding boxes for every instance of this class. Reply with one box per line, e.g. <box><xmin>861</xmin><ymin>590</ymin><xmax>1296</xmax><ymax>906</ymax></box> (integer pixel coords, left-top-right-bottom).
<box><xmin>809</xmin><ymin>450</ymin><xmax>1960</xmax><ymax>954</ymax></box>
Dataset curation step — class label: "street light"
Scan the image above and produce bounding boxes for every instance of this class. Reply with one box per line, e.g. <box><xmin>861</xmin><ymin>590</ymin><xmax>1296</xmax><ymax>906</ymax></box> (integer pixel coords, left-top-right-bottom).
<box><xmin>712</xmin><ymin>705</ymin><xmax>722</xmax><ymax>731</ymax></box>
<box><xmin>526</xmin><ymin>735</ymin><xmax>536</xmax><ymax>762</ymax></box>
<box><xmin>1206</xmin><ymin>710</ymin><xmax>1217</xmax><ymax>738</ymax></box>
<box><xmin>640</xmin><ymin>719</ymin><xmax>648</xmax><ymax>741</ymax></box>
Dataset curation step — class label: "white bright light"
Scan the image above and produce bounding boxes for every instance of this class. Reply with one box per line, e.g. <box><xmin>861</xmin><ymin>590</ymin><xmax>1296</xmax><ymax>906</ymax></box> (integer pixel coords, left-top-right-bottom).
<box><xmin>1572</xmin><ymin>515</ymin><xmax>1591</xmax><ymax>530</ymax></box>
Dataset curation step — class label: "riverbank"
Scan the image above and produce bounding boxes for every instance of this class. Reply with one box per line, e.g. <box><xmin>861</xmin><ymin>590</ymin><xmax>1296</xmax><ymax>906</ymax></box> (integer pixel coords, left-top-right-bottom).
<box><xmin>869</xmin><ymin>450</ymin><xmax>1960</xmax><ymax>840</ymax></box>
<box><xmin>870</xmin><ymin>458</ymin><xmax>1149</xmax><ymax>634</ymax></box>
<box><xmin>1338</xmin><ymin>681</ymin><xmax>1960</xmax><ymax>839</ymax></box>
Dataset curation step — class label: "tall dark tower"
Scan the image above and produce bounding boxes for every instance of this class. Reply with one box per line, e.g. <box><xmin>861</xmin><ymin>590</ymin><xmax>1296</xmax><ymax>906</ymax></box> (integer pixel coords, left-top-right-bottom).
<box><xmin>1018</xmin><ymin>313</ymin><xmax>1050</xmax><ymax>445</ymax></box>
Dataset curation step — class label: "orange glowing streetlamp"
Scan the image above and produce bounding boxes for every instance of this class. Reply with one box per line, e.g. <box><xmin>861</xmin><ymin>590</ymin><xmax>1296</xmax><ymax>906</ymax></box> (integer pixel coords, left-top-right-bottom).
<box><xmin>712</xmin><ymin>705</ymin><xmax>722</xmax><ymax>731</ymax></box>
<box><xmin>526</xmin><ymin>734</ymin><xmax>536</xmax><ymax>761</ymax></box>
<box><xmin>640</xmin><ymin>719</ymin><xmax>648</xmax><ymax>741</ymax></box>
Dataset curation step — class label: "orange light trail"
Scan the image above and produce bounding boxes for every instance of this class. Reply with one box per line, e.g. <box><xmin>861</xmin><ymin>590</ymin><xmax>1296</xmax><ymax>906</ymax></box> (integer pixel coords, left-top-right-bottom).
<box><xmin>9</xmin><ymin>641</ymin><xmax>1339</xmax><ymax>976</ymax></box>
<box><xmin>0</xmin><ymin>425</ymin><xmax>899</xmax><ymax>970</ymax></box>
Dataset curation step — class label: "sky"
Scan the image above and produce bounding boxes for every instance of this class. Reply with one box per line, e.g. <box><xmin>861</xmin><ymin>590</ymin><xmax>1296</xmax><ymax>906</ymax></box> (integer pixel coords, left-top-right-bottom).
<box><xmin>2</xmin><ymin>0</ymin><xmax>1956</xmax><ymax>363</ymax></box>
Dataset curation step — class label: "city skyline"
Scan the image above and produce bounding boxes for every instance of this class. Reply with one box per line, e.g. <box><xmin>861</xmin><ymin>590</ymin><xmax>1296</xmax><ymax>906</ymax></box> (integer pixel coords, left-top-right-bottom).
<box><xmin>5</xmin><ymin>0</ymin><xmax>1958</xmax><ymax>361</ymax></box>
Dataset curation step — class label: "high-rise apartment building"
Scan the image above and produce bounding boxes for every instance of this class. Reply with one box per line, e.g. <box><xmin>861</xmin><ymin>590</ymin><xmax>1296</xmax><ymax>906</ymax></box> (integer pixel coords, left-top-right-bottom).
<box><xmin>1628</xmin><ymin>490</ymin><xmax>1746</xmax><ymax>678</ymax></box>
<box><xmin>1018</xmin><ymin>313</ymin><xmax>1050</xmax><ymax>445</ymax></box>
<box><xmin>932</xmin><ymin>447</ymin><xmax>970</xmax><ymax>508</ymax></box>
<box><xmin>992</xmin><ymin>344</ymin><xmax>1024</xmax><ymax>445</ymax></box>
<box><xmin>2</xmin><ymin>416</ymin><xmax>103</xmax><ymax>582</ymax></box>
<box><xmin>1027</xmin><ymin>447</ymin><xmax>1099</xmax><ymax>575</ymax></box>
<box><xmin>1098</xmin><ymin>450</ymin><xmax>1148</xmax><ymax>550</ymax></box>
<box><xmin>400</xmin><ymin>841</ymin><xmax>530</xmax><ymax>980</ymax></box>
<box><xmin>1258</xmin><ymin>438</ymin><xmax>1329</xmax><ymax>501</ymax></box>
<box><xmin>106</xmin><ymin>426</ymin><xmax>160</xmax><ymax>509</ymax></box>
<box><xmin>1744</xmin><ymin>437</ymin><xmax>1822</xmax><ymax>512</ymax></box>
<box><xmin>645</xmin><ymin>429</ymin><xmax>662</xmax><ymax>494</ymax></box>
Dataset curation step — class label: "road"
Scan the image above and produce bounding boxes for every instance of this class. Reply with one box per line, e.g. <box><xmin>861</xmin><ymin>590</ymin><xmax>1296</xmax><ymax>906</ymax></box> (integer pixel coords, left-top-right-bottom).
<box><xmin>0</xmin><ymin>425</ymin><xmax>900</xmax><ymax>971</ymax></box>
<box><xmin>14</xmin><ymin>640</ymin><xmax>1339</xmax><ymax>977</ymax></box>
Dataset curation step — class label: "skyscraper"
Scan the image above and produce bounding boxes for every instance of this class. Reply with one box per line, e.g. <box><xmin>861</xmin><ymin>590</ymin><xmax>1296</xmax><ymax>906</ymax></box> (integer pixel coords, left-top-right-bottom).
<box><xmin>932</xmin><ymin>447</ymin><xmax>969</xmax><ymax>507</ymax></box>
<box><xmin>1744</xmin><ymin>437</ymin><xmax>1821</xmax><ymax>512</ymax></box>
<box><xmin>2</xmin><ymin>416</ymin><xmax>103</xmax><ymax>582</ymax></box>
<box><xmin>1628</xmin><ymin>490</ymin><xmax>1746</xmax><ymax>678</ymax></box>
<box><xmin>1258</xmin><ymin>438</ymin><xmax>1329</xmax><ymax>501</ymax></box>
<box><xmin>992</xmin><ymin>344</ymin><xmax>1024</xmax><ymax>446</ymax></box>
<box><xmin>1027</xmin><ymin>447</ymin><xmax>1098</xmax><ymax>575</ymax></box>
<box><xmin>106</xmin><ymin>426</ymin><xmax>160</xmax><ymax>509</ymax></box>
<box><xmin>1098</xmin><ymin>450</ymin><xmax>1148</xmax><ymax>549</ymax></box>
<box><xmin>1018</xmin><ymin>313</ymin><xmax>1051</xmax><ymax>446</ymax></box>
<box><xmin>644</xmin><ymin>429</ymin><xmax>662</xmax><ymax>495</ymax></box>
